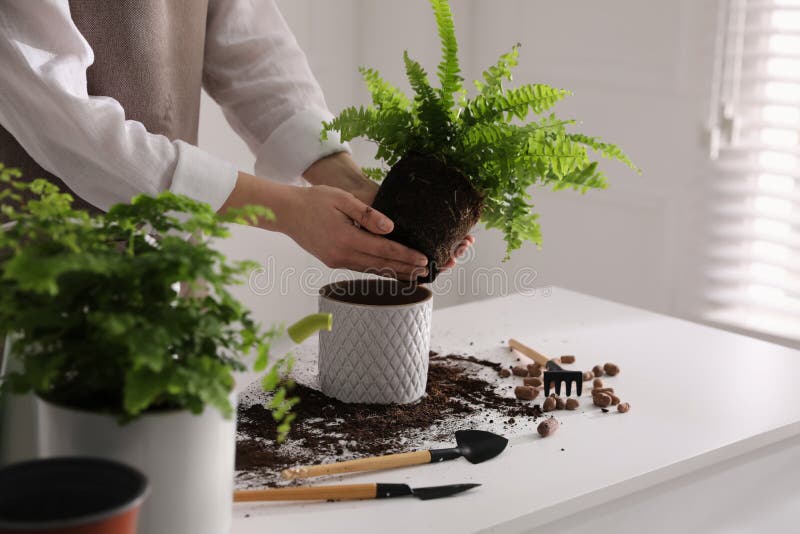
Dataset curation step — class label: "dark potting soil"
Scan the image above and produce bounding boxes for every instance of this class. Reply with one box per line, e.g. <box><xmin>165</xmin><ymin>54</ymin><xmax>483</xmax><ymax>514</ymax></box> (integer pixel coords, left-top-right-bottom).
<box><xmin>236</xmin><ymin>351</ymin><xmax>540</xmax><ymax>486</ymax></box>
<box><xmin>371</xmin><ymin>152</ymin><xmax>483</xmax><ymax>282</ymax></box>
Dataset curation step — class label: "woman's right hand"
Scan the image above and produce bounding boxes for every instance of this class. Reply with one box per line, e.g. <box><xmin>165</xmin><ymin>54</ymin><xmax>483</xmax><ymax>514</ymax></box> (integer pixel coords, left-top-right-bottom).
<box><xmin>271</xmin><ymin>183</ymin><xmax>429</xmax><ymax>280</ymax></box>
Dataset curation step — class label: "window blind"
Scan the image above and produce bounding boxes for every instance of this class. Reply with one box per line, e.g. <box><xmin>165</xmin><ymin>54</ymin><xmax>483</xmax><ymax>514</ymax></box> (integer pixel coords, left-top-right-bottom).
<box><xmin>706</xmin><ymin>0</ymin><xmax>800</xmax><ymax>342</ymax></box>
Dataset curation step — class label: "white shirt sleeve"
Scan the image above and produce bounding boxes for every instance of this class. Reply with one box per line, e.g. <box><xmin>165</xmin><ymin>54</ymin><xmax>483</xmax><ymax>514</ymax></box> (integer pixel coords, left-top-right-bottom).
<box><xmin>0</xmin><ymin>0</ymin><xmax>238</xmax><ymax>212</ymax></box>
<box><xmin>203</xmin><ymin>0</ymin><xmax>350</xmax><ymax>186</ymax></box>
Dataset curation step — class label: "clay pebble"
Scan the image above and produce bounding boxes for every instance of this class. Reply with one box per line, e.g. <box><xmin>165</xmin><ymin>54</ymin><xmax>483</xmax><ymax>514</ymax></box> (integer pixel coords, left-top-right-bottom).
<box><xmin>593</xmin><ymin>393</ymin><xmax>612</xmax><ymax>408</ymax></box>
<box><xmin>618</xmin><ymin>402</ymin><xmax>631</xmax><ymax>413</ymax></box>
<box><xmin>566</xmin><ymin>398</ymin><xmax>580</xmax><ymax>410</ymax></box>
<box><xmin>603</xmin><ymin>363</ymin><xmax>620</xmax><ymax>376</ymax></box>
<box><xmin>499</xmin><ymin>368</ymin><xmax>511</xmax><ymax>378</ymax></box>
<box><xmin>554</xmin><ymin>396</ymin><xmax>565</xmax><ymax>410</ymax></box>
<box><xmin>592</xmin><ymin>365</ymin><xmax>604</xmax><ymax>378</ymax></box>
<box><xmin>593</xmin><ymin>378</ymin><xmax>604</xmax><ymax>388</ymax></box>
<box><xmin>523</xmin><ymin>377</ymin><xmax>543</xmax><ymax>388</ymax></box>
<box><xmin>512</xmin><ymin>365</ymin><xmax>529</xmax><ymax>377</ymax></box>
<box><xmin>537</xmin><ymin>417</ymin><xmax>559</xmax><ymax>437</ymax></box>
<box><xmin>542</xmin><ymin>396</ymin><xmax>557</xmax><ymax>412</ymax></box>
<box><xmin>560</xmin><ymin>355</ymin><xmax>576</xmax><ymax>364</ymax></box>
<box><xmin>582</xmin><ymin>371</ymin><xmax>594</xmax><ymax>382</ymax></box>
<box><xmin>514</xmin><ymin>386</ymin><xmax>539</xmax><ymax>401</ymax></box>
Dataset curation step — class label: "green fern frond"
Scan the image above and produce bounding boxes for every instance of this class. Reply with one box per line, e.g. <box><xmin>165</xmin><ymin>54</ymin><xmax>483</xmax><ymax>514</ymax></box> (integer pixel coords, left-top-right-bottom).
<box><xmin>463</xmin><ymin>84</ymin><xmax>570</xmax><ymax>126</ymax></box>
<box><xmin>359</xmin><ymin>67</ymin><xmax>411</xmax><ymax>111</ymax></box>
<box><xmin>568</xmin><ymin>134</ymin><xmax>640</xmax><ymax>172</ymax></box>
<box><xmin>361</xmin><ymin>167</ymin><xmax>388</xmax><ymax>182</ymax></box>
<box><xmin>430</xmin><ymin>0</ymin><xmax>463</xmax><ymax>110</ymax></box>
<box><xmin>475</xmin><ymin>44</ymin><xmax>520</xmax><ymax>96</ymax></box>
<box><xmin>403</xmin><ymin>51</ymin><xmax>452</xmax><ymax>145</ymax></box>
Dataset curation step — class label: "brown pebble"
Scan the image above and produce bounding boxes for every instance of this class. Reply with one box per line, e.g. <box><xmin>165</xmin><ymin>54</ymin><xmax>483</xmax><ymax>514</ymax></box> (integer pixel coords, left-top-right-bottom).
<box><xmin>499</xmin><ymin>368</ymin><xmax>511</xmax><ymax>378</ymax></box>
<box><xmin>592</xmin><ymin>387</ymin><xmax>615</xmax><ymax>396</ymax></box>
<box><xmin>512</xmin><ymin>365</ymin><xmax>529</xmax><ymax>377</ymax></box>
<box><xmin>560</xmin><ymin>355</ymin><xmax>575</xmax><ymax>364</ymax></box>
<box><xmin>593</xmin><ymin>393</ymin><xmax>612</xmax><ymax>408</ymax></box>
<box><xmin>609</xmin><ymin>394</ymin><xmax>621</xmax><ymax>405</ymax></box>
<box><xmin>592</xmin><ymin>365</ymin><xmax>604</xmax><ymax>378</ymax></box>
<box><xmin>618</xmin><ymin>402</ymin><xmax>631</xmax><ymax>413</ymax></box>
<box><xmin>527</xmin><ymin>363</ymin><xmax>542</xmax><ymax>375</ymax></box>
<box><xmin>555</xmin><ymin>397</ymin><xmax>565</xmax><ymax>410</ymax></box>
<box><xmin>593</xmin><ymin>378</ymin><xmax>603</xmax><ymax>388</ymax></box>
<box><xmin>537</xmin><ymin>417</ymin><xmax>559</xmax><ymax>437</ymax></box>
<box><xmin>582</xmin><ymin>371</ymin><xmax>594</xmax><ymax>382</ymax></box>
<box><xmin>604</xmin><ymin>363</ymin><xmax>620</xmax><ymax>376</ymax></box>
<box><xmin>566</xmin><ymin>398</ymin><xmax>580</xmax><ymax>410</ymax></box>
<box><xmin>523</xmin><ymin>377</ymin><xmax>543</xmax><ymax>387</ymax></box>
<box><xmin>514</xmin><ymin>386</ymin><xmax>538</xmax><ymax>401</ymax></box>
<box><xmin>542</xmin><ymin>397</ymin><xmax>557</xmax><ymax>412</ymax></box>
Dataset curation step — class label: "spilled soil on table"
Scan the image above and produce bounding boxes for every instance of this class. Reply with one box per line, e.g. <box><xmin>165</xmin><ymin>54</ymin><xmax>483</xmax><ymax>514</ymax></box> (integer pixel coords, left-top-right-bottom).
<box><xmin>236</xmin><ymin>352</ymin><xmax>541</xmax><ymax>486</ymax></box>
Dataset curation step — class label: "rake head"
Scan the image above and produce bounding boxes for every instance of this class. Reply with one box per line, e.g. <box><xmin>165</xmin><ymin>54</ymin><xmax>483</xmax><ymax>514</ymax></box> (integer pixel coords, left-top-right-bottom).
<box><xmin>543</xmin><ymin>361</ymin><xmax>583</xmax><ymax>397</ymax></box>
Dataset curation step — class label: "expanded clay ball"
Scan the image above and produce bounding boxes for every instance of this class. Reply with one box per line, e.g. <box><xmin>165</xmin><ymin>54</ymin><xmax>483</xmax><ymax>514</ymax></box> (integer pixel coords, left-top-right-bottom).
<box><xmin>499</xmin><ymin>368</ymin><xmax>511</xmax><ymax>378</ymax></box>
<box><xmin>527</xmin><ymin>364</ymin><xmax>542</xmax><ymax>377</ymax></box>
<box><xmin>566</xmin><ymin>398</ymin><xmax>580</xmax><ymax>410</ymax></box>
<box><xmin>542</xmin><ymin>396</ymin><xmax>557</xmax><ymax>412</ymax></box>
<box><xmin>514</xmin><ymin>386</ymin><xmax>538</xmax><ymax>401</ymax></box>
<box><xmin>592</xmin><ymin>365</ymin><xmax>604</xmax><ymax>378</ymax></box>
<box><xmin>537</xmin><ymin>417</ymin><xmax>559</xmax><ymax>437</ymax></box>
<box><xmin>512</xmin><ymin>365</ymin><xmax>529</xmax><ymax>377</ymax></box>
<box><xmin>555</xmin><ymin>397</ymin><xmax>565</xmax><ymax>410</ymax></box>
<box><xmin>523</xmin><ymin>377</ymin><xmax>543</xmax><ymax>388</ymax></box>
<box><xmin>582</xmin><ymin>371</ymin><xmax>594</xmax><ymax>382</ymax></box>
<box><xmin>593</xmin><ymin>393</ymin><xmax>612</xmax><ymax>408</ymax></box>
<box><xmin>560</xmin><ymin>355</ymin><xmax>576</xmax><ymax>364</ymax></box>
<box><xmin>603</xmin><ymin>363</ymin><xmax>620</xmax><ymax>376</ymax></box>
<box><xmin>618</xmin><ymin>402</ymin><xmax>631</xmax><ymax>413</ymax></box>
<box><xmin>609</xmin><ymin>394</ymin><xmax>621</xmax><ymax>405</ymax></box>
<box><xmin>593</xmin><ymin>378</ymin><xmax>604</xmax><ymax>388</ymax></box>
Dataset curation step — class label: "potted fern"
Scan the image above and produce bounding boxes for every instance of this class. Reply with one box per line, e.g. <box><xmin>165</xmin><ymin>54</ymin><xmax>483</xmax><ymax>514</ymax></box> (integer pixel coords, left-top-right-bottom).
<box><xmin>0</xmin><ymin>167</ymin><xmax>331</xmax><ymax>534</ymax></box>
<box><xmin>324</xmin><ymin>0</ymin><xmax>639</xmax><ymax>282</ymax></box>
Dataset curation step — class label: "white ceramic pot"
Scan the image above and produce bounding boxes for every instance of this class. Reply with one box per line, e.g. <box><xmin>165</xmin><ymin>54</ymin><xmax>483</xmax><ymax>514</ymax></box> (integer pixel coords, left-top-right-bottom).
<box><xmin>37</xmin><ymin>397</ymin><xmax>236</xmax><ymax>534</ymax></box>
<box><xmin>318</xmin><ymin>279</ymin><xmax>433</xmax><ymax>404</ymax></box>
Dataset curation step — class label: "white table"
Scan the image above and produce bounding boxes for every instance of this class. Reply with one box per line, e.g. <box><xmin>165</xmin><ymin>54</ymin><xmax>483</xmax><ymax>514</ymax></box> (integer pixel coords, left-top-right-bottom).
<box><xmin>231</xmin><ymin>288</ymin><xmax>800</xmax><ymax>534</ymax></box>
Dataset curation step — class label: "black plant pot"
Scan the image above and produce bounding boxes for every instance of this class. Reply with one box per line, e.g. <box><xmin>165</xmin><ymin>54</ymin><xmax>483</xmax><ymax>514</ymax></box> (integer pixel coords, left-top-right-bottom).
<box><xmin>371</xmin><ymin>152</ymin><xmax>483</xmax><ymax>283</ymax></box>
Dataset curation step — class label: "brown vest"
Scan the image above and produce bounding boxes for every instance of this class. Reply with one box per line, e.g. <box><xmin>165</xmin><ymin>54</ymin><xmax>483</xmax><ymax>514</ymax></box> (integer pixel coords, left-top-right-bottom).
<box><xmin>0</xmin><ymin>0</ymin><xmax>209</xmax><ymax>213</ymax></box>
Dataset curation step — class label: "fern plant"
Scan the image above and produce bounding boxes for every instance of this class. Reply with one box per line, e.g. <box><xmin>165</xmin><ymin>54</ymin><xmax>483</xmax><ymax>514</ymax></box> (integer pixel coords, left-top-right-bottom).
<box><xmin>324</xmin><ymin>0</ymin><xmax>639</xmax><ymax>257</ymax></box>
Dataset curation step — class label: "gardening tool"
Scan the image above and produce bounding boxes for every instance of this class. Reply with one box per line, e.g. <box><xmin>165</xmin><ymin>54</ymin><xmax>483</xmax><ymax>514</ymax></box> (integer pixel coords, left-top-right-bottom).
<box><xmin>508</xmin><ymin>338</ymin><xmax>583</xmax><ymax>397</ymax></box>
<box><xmin>280</xmin><ymin>429</ymin><xmax>508</xmax><ymax>480</ymax></box>
<box><xmin>233</xmin><ymin>482</ymin><xmax>480</xmax><ymax>502</ymax></box>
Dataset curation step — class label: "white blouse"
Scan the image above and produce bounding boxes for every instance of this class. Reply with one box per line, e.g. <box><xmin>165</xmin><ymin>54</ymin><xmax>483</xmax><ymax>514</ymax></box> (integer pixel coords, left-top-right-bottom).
<box><xmin>0</xmin><ymin>0</ymin><xmax>348</xmax><ymax>212</ymax></box>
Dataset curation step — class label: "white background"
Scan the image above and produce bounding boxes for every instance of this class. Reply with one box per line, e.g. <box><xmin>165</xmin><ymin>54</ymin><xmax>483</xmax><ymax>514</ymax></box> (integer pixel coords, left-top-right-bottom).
<box><xmin>199</xmin><ymin>1</ymin><xmax>729</xmax><ymax>342</ymax></box>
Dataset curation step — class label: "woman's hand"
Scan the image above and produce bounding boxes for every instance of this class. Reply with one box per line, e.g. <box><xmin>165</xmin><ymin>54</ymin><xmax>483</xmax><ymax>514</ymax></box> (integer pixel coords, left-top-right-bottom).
<box><xmin>303</xmin><ymin>152</ymin><xmax>476</xmax><ymax>270</ymax></box>
<box><xmin>274</xmin><ymin>184</ymin><xmax>430</xmax><ymax>280</ymax></box>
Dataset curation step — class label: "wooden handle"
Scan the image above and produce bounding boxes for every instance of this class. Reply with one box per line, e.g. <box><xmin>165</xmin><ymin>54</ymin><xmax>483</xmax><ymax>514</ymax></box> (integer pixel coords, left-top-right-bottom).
<box><xmin>508</xmin><ymin>338</ymin><xmax>550</xmax><ymax>365</ymax></box>
<box><xmin>281</xmin><ymin>450</ymin><xmax>432</xmax><ymax>480</ymax></box>
<box><xmin>234</xmin><ymin>484</ymin><xmax>377</xmax><ymax>502</ymax></box>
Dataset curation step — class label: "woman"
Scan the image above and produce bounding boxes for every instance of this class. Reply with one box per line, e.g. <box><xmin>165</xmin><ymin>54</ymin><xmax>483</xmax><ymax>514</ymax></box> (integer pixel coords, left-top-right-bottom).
<box><xmin>0</xmin><ymin>0</ymin><xmax>473</xmax><ymax>463</ymax></box>
<box><xmin>0</xmin><ymin>0</ymin><xmax>472</xmax><ymax>279</ymax></box>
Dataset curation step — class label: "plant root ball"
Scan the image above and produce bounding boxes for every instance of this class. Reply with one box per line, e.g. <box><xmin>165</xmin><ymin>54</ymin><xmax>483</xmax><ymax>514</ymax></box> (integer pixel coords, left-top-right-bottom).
<box><xmin>512</xmin><ymin>365</ymin><xmax>529</xmax><ymax>377</ymax></box>
<box><xmin>603</xmin><ymin>363</ymin><xmax>620</xmax><ymax>376</ymax></box>
<box><xmin>514</xmin><ymin>386</ymin><xmax>538</xmax><ymax>401</ymax></box>
<box><xmin>537</xmin><ymin>417</ymin><xmax>559</xmax><ymax>437</ymax></box>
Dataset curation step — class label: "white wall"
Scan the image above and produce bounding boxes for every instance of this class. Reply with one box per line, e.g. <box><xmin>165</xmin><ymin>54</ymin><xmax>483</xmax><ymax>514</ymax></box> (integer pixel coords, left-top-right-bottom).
<box><xmin>198</xmin><ymin>0</ymin><xmax>719</xmax><ymax>327</ymax></box>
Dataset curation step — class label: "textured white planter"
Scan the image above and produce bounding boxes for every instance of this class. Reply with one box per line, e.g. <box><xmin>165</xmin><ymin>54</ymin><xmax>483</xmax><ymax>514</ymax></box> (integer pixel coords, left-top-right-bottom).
<box><xmin>37</xmin><ymin>397</ymin><xmax>235</xmax><ymax>534</ymax></box>
<box><xmin>318</xmin><ymin>279</ymin><xmax>432</xmax><ymax>404</ymax></box>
